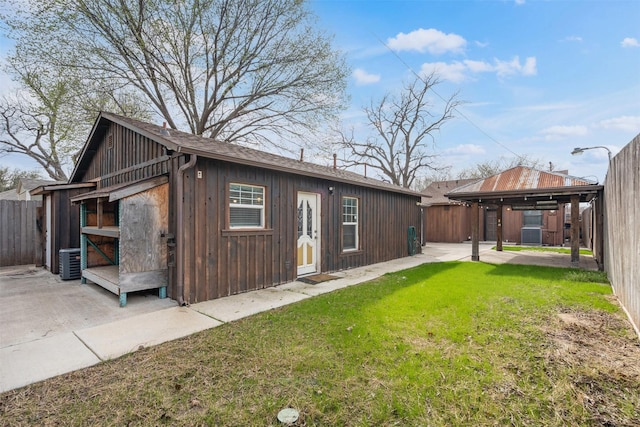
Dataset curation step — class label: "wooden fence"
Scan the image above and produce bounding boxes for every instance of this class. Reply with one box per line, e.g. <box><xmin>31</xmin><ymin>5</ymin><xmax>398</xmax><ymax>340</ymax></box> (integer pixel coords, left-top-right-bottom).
<box><xmin>0</xmin><ymin>200</ymin><xmax>42</xmax><ymax>267</ymax></box>
<box><xmin>603</xmin><ymin>133</ymin><xmax>639</xmax><ymax>335</ymax></box>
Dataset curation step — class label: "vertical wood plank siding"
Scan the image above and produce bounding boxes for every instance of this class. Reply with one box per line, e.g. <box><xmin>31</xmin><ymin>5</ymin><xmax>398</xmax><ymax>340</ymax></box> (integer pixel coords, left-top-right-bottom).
<box><xmin>0</xmin><ymin>200</ymin><xmax>42</xmax><ymax>267</ymax></box>
<box><xmin>48</xmin><ymin>189</ymin><xmax>84</xmax><ymax>274</ymax></box>
<box><xmin>78</xmin><ymin>123</ymin><xmax>168</xmax><ymax>187</ymax></box>
<box><xmin>173</xmin><ymin>157</ymin><xmax>421</xmax><ymax>304</ymax></box>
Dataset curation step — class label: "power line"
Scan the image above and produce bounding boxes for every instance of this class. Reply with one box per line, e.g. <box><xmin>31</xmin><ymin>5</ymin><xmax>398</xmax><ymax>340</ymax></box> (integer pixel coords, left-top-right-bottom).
<box><xmin>371</xmin><ymin>32</ymin><xmax>521</xmax><ymax>158</ymax></box>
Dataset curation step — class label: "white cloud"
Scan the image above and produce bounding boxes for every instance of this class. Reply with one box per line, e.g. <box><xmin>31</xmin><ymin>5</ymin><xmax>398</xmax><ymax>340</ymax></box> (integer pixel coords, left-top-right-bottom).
<box><xmin>621</xmin><ymin>37</ymin><xmax>640</xmax><ymax>48</ymax></box>
<box><xmin>597</xmin><ymin>116</ymin><xmax>640</xmax><ymax>132</ymax></box>
<box><xmin>463</xmin><ymin>59</ymin><xmax>494</xmax><ymax>73</ymax></box>
<box><xmin>421</xmin><ymin>56</ymin><xmax>537</xmax><ymax>82</ymax></box>
<box><xmin>474</xmin><ymin>41</ymin><xmax>489</xmax><ymax>48</ymax></box>
<box><xmin>446</xmin><ymin>144</ymin><xmax>486</xmax><ymax>155</ymax></box>
<box><xmin>540</xmin><ymin>125</ymin><xmax>589</xmax><ymax>140</ymax></box>
<box><xmin>352</xmin><ymin>68</ymin><xmax>380</xmax><ymax>85</ymax></box>
<box><xmin>420</xmin><ymin>61</ymin><xmax>468</xmax><ymax>83</ymax></box>
<box><xmin>387</xmin><ymin>28</ymin><xmax>466</xmax><ymax>54</ymax></box>
<box><xmin>562</xmin><ymin>36</ymin><xmax>583</xmax><ymax>43</ymax></box>
<box><xmin>515</xmin><ymin>0</ymin><xmax>526</xmax><ymax>5</ymax></box>
<box><xmin>494</xmin><ymin>56</ymin><xmax>537</xmax><ymax>77</ymax></box>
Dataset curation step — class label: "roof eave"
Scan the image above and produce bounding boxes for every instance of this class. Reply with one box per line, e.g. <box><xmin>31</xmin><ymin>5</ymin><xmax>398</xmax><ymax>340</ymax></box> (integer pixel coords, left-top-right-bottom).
<box><xmin>176</xmin><ymin>145</ymin><xmax>422</xmax><ymax>197</ymax></box>
<box><xmin>446</xmin><ymin>184</ymin><xmax>604</xmax><ymax>203</ymax></box>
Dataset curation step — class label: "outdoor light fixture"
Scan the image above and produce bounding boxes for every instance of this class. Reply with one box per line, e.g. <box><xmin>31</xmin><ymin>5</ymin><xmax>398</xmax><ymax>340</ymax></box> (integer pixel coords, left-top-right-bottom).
<box><xmin>328</xmin><ymin>186</ymin><xmax>334</xmax><ymax>195</ymax></box>
<box><xmin>571</xmin><ymin>146</ymin><xmax>612</xmax><ymax>162</ymax></box>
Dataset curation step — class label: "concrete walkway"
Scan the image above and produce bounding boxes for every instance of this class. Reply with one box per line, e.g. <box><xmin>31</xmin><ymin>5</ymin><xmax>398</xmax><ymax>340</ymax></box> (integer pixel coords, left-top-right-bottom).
<box><xmin>0</xmin><ymin>242</ymin><xmax>597</xmax><ymax>393</ymax></box>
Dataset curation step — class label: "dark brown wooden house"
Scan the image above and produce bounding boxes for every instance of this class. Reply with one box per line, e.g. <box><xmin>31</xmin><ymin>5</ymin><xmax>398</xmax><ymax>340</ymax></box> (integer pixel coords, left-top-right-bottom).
<box><xmin>68</xmin><ymin>112</ymin><xmax>422</xmax><ymax>306</ymax></box>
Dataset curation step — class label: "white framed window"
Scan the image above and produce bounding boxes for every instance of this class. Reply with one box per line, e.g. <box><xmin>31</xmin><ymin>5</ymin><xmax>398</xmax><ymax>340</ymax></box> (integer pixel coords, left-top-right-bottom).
<box><xmin>229</xmin><ymin>183</ymin><xmax>265</xmax><ymax>229</ymax></box>
<box><xmin>342</xmin><ymin>197</ymin><xmax>358</xmax><ymax>251</ymax></box>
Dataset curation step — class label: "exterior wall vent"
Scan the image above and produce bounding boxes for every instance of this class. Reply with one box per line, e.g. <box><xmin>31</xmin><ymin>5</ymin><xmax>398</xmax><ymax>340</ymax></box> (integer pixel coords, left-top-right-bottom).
<box><xmin>107</xmin><ymin>134</ymin><xmax>114</xmax><ymax>149</ymax></box>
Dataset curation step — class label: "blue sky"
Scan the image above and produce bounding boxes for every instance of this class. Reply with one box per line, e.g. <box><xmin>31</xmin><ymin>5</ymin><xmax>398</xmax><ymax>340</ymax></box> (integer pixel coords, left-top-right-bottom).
<box><xmin>1</xmin><ymin>0</ymin><xmax>639</xmax><ymax>184</ymax></box>
<box><xmin>311</xmin><ymin>0</ymin><xmax>640</xmax><ymax>183</ymax></box>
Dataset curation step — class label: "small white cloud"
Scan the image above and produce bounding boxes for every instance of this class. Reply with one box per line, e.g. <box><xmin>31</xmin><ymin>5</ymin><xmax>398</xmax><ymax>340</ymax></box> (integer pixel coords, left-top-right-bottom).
<box><xmin>387</xmin><ymin>28</ymin><xmax>466</xmax><ymax>54</ymax></box>
<box><xmin>352</xmin><ymin>68</ymin><xmax>380</xmax><ymax>85</ymax></box>
<box><xmin>540</xmin><ymin>125</ymin><xmax>589</xmax><ymax>140</ymax></box>
<box><xmin>494</xmin><ymin>56</ymin><xmax>537</xmax><ymax>77</ymax></box>
<box><xmin>562</xmin><ymin>35</ymin><xmax>583</xmax><ymax>42</ymax></box>
<box><xmin>446</xmin><ymin>144</ymin><xmax>486</xmax><ymax>155</ymax></box>
<box><xmin>621</xmin><ymin>37</ymin><xmax>640</xmax><ymax>48</ymax></box>
<box><xmin>420</xmin><ymin>61</ymin><xmax>468</xmax><ymax>83</ymax></box>
<box><xmin>474</xmin><ymin>41</ymin><xmax>489</xmax><ymax>48</ymax></box>
<box><xmin>515</xmin><ymin>0</ymin><xmax>526</xmax><ymax>5</ymax></box>
<box><xmin>422</xmin><ymin>56</ymin><xmax>537</xmax><ymax>82</ymax></box>
<box><xmin>464</xmin><ymin>59</ymin><xmax>494</xmax><ymax>73</ymax></box>
<box><xmin>597</xmin><ymin>116</ymin><xmax>640</xmax><ymax>132</ymax></box>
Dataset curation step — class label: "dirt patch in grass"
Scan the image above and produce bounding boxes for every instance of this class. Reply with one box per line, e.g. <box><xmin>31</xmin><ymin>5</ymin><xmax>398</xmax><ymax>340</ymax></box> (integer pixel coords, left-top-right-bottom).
<box><xmin>544</xmin><ymin>308</ymin><xmax>640</xmax><ymax>426</ymax></box>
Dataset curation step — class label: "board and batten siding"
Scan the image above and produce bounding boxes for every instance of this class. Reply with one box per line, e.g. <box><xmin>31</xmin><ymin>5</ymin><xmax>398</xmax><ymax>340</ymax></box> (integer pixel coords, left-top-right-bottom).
<box><xmin>170</xmin><ymin>156</ymin><xmax>421</xmax><ymax>304</ymax></box>
<box><xmin>0</xmin><ymin>200</ymin><xmax>41</xmax><ymax>267</ymax></box>
<box><xmin>77</xmin><ymin>122</ymin><xmax>169</xmax><ymax>187</ymax></box>
<box><xmin>46</xmin><ymin>188</ymin><xmax>85</xmax><ymax>274</ymax></box>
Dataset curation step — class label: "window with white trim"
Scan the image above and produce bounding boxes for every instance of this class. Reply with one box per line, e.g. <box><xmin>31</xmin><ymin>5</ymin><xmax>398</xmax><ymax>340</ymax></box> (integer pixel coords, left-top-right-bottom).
<box><xmin>229</xmin><ymin>183</ymin><xmax>265</xmax><ymax>228</ymax></box>
<box><xmin>342</xmin><ymin>197</ymin><xmax>358</xmax><ymax>251</ymax></box>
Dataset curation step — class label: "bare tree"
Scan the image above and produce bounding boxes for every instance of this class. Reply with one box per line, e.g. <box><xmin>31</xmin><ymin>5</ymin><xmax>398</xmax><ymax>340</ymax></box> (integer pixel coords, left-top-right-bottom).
<box><xmin>3</xmin><ymin>0</ymin><xmax>348</xmax><ymax>148</ymax></box>
<box><xmin>0</xmin><ymin>59</ymin><xmax>152</xmax><ymax>181</ymax></box>
<box><xmin>0</xmin><ymin>71</ymin><xmax>79</xmax><ymax>181</ymax></box>
<box><xmin>339</xmin><ymin>74</ymin><xmax>460</xmax><ymax>188</ymax></box>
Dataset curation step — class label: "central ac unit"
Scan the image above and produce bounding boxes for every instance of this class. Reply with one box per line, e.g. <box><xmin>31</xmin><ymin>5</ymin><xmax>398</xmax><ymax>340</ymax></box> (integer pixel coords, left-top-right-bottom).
<box><xmin>60</xmin><ymin>248</ymin><xmax>81</xmax><ymax>280</ymax></box>
<box><xmin>521</xmin><ymin>227</ymin><xmax>542</xmax><ymax>246</ymax></box>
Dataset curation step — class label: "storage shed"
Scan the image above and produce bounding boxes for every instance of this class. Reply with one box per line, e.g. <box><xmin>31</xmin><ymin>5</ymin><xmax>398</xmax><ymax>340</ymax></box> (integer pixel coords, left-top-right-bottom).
<box><xmin>30</xmin><ymin>182</ymin><xmax>96</xmax><ymax>274</ymax></box>
<box><xmin>69</xmin><ymin>112</ymin><xmax>422</xmax><ymax>306</ymax></box>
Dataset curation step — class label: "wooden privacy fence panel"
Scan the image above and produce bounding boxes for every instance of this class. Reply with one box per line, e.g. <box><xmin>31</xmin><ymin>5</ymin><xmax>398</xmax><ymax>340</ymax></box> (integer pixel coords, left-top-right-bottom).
<box><xmin>603</xmin><ymin>133</ymin><xmax>639</xmax><ymax>334</ymax></box>
<box><xmin>0</xmin><ymin>200</ymin><xmax>42</xmax><ymax>267</ymax></box>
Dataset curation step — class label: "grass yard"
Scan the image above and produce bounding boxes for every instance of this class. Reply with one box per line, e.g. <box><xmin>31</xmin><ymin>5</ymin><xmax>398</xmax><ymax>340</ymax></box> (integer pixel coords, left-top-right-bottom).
<box><xmin>495</xmin><ymin>245</ymin><xmax>593</xmax><ymax>255</ymax></box>
<box><xmin>2</xmin><ymin>262</ymin><xmax>639</xmax><ymax>426</ymax></box>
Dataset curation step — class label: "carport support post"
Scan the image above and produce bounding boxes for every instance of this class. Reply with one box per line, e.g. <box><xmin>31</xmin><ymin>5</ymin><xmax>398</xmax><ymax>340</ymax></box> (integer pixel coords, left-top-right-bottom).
<box><xmin>570</xmin><ymin>195</ymin><xmax>580</xmax><ymax>267</ymax></box>
<box><xmin>472</xmin><ymin>201</ymin><xmax>480</xmax><ymax>261</ymax></box>
<box><xmin>496</xmin><ymin>204</ymin><xmax>503</xmax><ymax>251</ymax></box>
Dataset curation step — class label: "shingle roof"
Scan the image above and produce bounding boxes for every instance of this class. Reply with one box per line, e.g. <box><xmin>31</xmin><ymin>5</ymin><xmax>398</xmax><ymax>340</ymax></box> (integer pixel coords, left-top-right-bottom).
<box><xmin>0</xmin><ymin>189</ymin><xmax>20</xmax><ymax>200</ymax></box>
<box><xmin>18</xmin><ymin>178</ymin><xmax>64</xmax><ymax>193</ymax></box>
<box><xmin>73</xmin><ymin>112</ymin><xmax>422</xmax><ymax>198</ymax></box>
<box><xmin>421</xmin><ymin>178</ymin><xmax>480</xmax><ymax>205</ymax></box>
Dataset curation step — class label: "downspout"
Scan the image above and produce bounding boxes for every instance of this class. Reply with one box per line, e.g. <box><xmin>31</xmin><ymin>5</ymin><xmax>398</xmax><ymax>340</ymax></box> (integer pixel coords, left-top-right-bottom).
<box><xmin>176</xmin><ymin>154</ymin><xmax>197</xmax><ymax>306</ymax></box>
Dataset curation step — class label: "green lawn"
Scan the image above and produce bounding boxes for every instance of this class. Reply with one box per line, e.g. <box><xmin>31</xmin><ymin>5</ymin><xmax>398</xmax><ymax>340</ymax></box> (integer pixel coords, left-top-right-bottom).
<box><xmin>1</xmin><ymin>262</ymin><xmax>638</xmax><ymax>426</ymax></box>
<box><xmin>494</xmin><ymin>245</ymin><xmax>593</xmax><ymax>255</ymax></box>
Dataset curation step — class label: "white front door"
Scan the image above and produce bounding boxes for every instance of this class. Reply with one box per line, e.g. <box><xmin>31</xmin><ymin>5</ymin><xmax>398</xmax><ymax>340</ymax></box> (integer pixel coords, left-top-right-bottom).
<box><xmin>297</xmin><ymin>192</ymin><xmax>320</xmax><ymax>276</ymax></box>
